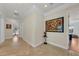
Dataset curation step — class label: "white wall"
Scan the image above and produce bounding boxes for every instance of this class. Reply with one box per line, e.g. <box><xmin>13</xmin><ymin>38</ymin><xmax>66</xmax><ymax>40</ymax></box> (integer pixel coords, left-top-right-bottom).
<box><xmin>22</xmin><ymin>4</ymin><xmax>79</xmax><ymax>49</ymax></box>
<box><xmin>33</xmin><ymin>7</ymin><xmax>44</xmax><ymax>46</ymax></box>
<box><xmin>69</xmin><ymin>4</ymin><xmax>79</xmax><ymax>36</ymax></box>
<box><xmin>44</xmin><ymin>4</ymin><xmax>79</xmax><ymax>49</ymax></box>
<box><xmin>5</xmin><ymin>19</ymin><xmax>13</xmax><ymax>39</ymax></box>
<box><xmin>19</xmin><ymin>23</ymin><xmax>23</xmax><ymax>38</ymax></box>
<box><xmin>22</xmin><ymin>6</ymin><xmax>44</xmax><ymax>47</ymax></box>
<box><xmin>22</xmin><ymin>12</ymin><xmax>36</xmax><ymax>46</ymax></box>
<box><xmin>5</xmin><ymin>18</ymin><xmax>19</xmax><ymax>39</ymax></box>
<box><xmin>70</xmin><ymin>20</ymin><xmax>79</xmax><ymax>36</ymax></box>
<box><xmin>0</xmin><ymin>16</ymin><xmax>5</xmax><ymax>44</ymax></box>
<box><xmin>44</xmin><ymin>9</ymin><xmax>69</xmax><ymax>49</ymax></box>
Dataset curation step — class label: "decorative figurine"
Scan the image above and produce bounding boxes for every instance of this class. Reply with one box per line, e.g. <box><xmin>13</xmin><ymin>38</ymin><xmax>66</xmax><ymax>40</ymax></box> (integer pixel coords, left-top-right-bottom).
<box><xmin>43</xmin><ymin>32</ymin><xmax>47</xmax><ymax>44</ymax></box>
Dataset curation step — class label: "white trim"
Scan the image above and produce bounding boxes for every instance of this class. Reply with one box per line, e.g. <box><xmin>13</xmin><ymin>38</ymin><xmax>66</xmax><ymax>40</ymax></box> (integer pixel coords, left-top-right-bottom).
<box><xmin>22</xmin><ymin>39</ymin><xmax>34</xmax><ymax>47</ymax></box>
<box><xmin>22</xmin><ymin>38</ymin><xmax>44</xmax><ymax>47</ymax></box>
<box><xmin>32</xmin><ymin>41</ymin><xmax>44</xmax><ymax>47</ymax></box>
<box><xmin>47</xmin><ymin>41</ymin><xmax>68</xmax><ymax>49</ymax></box>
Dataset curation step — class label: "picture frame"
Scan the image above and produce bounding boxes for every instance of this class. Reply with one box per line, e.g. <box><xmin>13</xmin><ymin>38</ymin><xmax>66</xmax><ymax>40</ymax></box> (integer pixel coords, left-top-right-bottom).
<box><xmin>46</xmin><ymin>17</ymin><xmax>64</xmax><ymax>32</ymax></box>
<box><xmin>6</xmin><ymin>24</ymin><xmax>12</xmax><ymax>29</ymax></box>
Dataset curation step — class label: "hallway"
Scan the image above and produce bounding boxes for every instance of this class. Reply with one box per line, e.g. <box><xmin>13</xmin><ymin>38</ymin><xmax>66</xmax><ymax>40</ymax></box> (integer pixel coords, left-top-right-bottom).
<box><xmin>0</xmin><ymin>3</ymin><xmax>79</xmax><ymax>56</ymax></box>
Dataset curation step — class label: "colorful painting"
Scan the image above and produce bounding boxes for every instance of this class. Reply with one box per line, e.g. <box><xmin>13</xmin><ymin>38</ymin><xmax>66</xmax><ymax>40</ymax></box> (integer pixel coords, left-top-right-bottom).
<box><xmin>46</xmin><ymin>17</ymin><xmax>64</xmax><ymax>32</ymax></box>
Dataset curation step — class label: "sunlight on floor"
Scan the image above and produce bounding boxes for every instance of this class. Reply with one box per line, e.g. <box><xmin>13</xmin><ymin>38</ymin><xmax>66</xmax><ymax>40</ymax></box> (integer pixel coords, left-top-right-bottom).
<box><xmin>12</xmin><ymin>36</ymin><xmax>19</xmax><ymax>48</ymax></box>
<box><xmin>70</xmin><ymin>38</ymin><xmax>79</xmax><ymax>52</ymax></box>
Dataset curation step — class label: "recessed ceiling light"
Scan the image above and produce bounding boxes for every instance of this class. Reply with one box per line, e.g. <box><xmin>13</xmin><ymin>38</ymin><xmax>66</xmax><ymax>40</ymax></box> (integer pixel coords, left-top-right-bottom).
<box><xmin>14</xmin><ymin>10</ymin><xmax>19</xmax><ymax>16</ymax></box>
<box><xmin>44</xmin><ymin>5</ymin><xmax>48</xmax><ymax>7</ymax></box>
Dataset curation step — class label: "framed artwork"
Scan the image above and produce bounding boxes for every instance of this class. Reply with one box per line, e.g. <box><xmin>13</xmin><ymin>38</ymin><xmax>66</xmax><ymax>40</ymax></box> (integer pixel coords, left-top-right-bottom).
<box><xmin>46</xmin><ymin>17</ymin><xmax>64</xmax><ymax>32</ymax></box>
<box><xmin>6</xmin><ymin>24</ymin><xmax>12</xmax><ymax>29</ymax></box>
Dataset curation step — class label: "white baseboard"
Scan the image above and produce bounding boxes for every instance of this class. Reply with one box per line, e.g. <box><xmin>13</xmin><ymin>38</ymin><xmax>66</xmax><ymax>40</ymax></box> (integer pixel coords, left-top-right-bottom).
<box><xmin>22</xmin><ymin>38</ymin><xmax>34</xmax><ymax>47</ymax></box>
<box><xmin>32</xmin><ymin>41</ymin><xmax>44</xmax><ymax>47</ymax></box>
<box><xmin>22</xmin><ymin>38</ymin><xmax>44</xmax><ymax>47</ymax></box>
<box><xmin>47</xmin><ymin>41</ymin><xmax>68</xmax><ymax>49</ymax></box>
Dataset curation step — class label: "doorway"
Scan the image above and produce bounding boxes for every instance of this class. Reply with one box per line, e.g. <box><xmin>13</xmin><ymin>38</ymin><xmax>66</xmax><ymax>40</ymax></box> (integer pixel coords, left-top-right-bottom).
<box><xmin>69</xmin><ymin>10</ymin><xmax>79</xmax><ymax>52</ymax></box>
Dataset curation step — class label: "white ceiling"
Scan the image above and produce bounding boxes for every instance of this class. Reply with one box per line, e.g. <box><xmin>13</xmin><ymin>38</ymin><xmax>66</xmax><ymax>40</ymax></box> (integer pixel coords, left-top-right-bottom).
<box><xmin>69</xmin><ymin>4</ymin><xmax>79</xmax><ymax>23</ymax></box>
<box><xmin>0</xmin><ymin>3</ymin><xmax>65</xmax><ymax>20</ymax></box>
<box><xmin>0</xmin><ymin>3</ymin><xmax>78</xmax><ymax>22</ymax></box>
